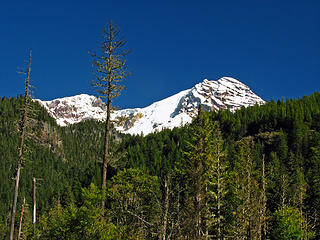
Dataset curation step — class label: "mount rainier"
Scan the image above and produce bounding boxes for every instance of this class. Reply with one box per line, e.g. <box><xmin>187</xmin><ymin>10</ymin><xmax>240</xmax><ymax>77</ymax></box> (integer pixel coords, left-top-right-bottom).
<box><xmin>36</xmin><ymin>77</ymin><xmax>265</xmax><ymax>135</ymax></box>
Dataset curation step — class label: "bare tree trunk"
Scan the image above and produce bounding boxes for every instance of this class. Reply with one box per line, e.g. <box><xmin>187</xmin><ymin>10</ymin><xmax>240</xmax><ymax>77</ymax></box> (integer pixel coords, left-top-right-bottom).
<box><xmin>17</xmin><ymin>197</ymin><xmax>26</xmax><ymax>240</ymax></box>
<box><xmin>101</xmin><ymin>96</ymin><xmax>111</xmax><ymax>217</ymax></box>
<box><xmin>162</xmin><ymin>175</ymin><xmax>171</xmax><ymax>240</ymax></box>
<box><xmin>262</xmin><ymin>154</ymin><xmax>267</xmax><ymax>239</ymax></box>
<box><xmin>176</xmin><ymin>184</ymin><xmax>182</xmax><ymax>239</ymax></box>
<box><xmin>9</xmin><ymin>50</ymin><xmax>32</xmax><ymax>240</ymax></box>
<box><xmin>246</xmin><ymin>152</ymin><xmax>252</xmax><ymax>240</ymax></box>
<box><xmin>205</xmin><ymin>185</ymin><xmax>209</xmax><ymax>240</ymax></box>
<box><xmin>100</xmin><ymin>28</ymin><xmax>113</xmax><ymax>218</ymax></box>
<box><xmin>217</xmin><ymin>154</ymin><xmax>222</xmax><ymax>240</ymax></box>
<box><xmin>280</xmin><ymin>173</ymin><xmax>290</xmax><ymax>208</ymax></box>
<box><xmin>33</xmin><ymin>177</ymin><xmax>36</xmax><ymax>226</ymax></box>
<box><xmin>196</xmin><ymin>182</ymin><xmax>202</xmax><ymax>238</ymax></box>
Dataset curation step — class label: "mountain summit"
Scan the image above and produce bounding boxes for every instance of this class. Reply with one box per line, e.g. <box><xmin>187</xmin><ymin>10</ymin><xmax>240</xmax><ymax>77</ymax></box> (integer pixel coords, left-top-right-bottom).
<box><xmin>36</xmin><ymin>77</ymin><xmax>265</xmax><ymax>135</ymax></box>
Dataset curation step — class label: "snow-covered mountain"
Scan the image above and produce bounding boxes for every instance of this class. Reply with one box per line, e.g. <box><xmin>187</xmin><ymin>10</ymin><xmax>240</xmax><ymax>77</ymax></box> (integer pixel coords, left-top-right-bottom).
<box><xmin>36</xmin><ymin>77</ymin><xmax>265</xmax><ymax>135</ymax></box>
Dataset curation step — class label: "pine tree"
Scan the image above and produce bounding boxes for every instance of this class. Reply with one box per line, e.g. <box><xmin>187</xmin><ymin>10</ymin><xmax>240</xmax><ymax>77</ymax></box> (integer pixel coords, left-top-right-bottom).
<box><xmin>90</xmin><ymin>20</ymin><xmax>130</xmax><ymax>217</ymax></box>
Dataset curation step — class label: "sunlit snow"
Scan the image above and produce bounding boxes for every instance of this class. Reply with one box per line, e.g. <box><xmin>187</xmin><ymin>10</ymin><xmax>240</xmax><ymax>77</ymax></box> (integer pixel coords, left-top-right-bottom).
<box><xmin>35</xmin><ymin>77</ymin><xmax>265</xmax><ymax>135</ymax></box>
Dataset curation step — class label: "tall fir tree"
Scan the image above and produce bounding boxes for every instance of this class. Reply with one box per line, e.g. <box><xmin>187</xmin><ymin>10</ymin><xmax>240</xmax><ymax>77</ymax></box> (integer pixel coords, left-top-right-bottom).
<box><xmin>204</xmin><ymin>121</ymin><xmax>228</xmax><ymax>240</ymax></box>
<box><xmin>90</xmin><ymin>20</ymin><xmax>130</xmax><ymax>217</ymax></box>
<box><xmin>183</xmin><ymin>112</ymin><xmax>229</xmax><ymax>239</ymax></box>
<box><xmin>232</xmin><ymin>139</ymin><xmax>262</xmax><ymax>240</ymax></box>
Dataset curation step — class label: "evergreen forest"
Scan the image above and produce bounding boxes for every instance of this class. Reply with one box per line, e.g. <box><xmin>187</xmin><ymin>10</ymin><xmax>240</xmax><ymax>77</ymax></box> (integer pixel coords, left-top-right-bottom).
<box><xmin>1</xmin><ymin>92</ymin><xmax>320</xmax><ymax>239</ymax></box>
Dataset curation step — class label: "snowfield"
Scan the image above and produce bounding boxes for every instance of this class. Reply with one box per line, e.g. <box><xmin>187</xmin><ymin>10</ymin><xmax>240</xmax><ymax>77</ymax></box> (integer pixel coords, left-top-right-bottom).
<box><xmin>36</xmin><ymin>77</ymin><xmax>265</xmax><ymax>135</ymax></box>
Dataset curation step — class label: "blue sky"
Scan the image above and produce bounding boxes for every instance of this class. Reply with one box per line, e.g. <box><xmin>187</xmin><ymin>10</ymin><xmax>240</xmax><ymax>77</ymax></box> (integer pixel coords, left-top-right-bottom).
<box><xmin>0</xmin><ymin>0</ymin><xmax>319</xmax><ymax>108</ymax></box>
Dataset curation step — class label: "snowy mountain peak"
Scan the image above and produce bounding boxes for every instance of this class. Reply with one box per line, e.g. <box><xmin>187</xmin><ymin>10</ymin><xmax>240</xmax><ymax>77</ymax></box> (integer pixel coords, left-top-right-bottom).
<box><xmin>35</xmin><ymin>94</ymin><xmax>106</xmax><ymax>126</ymax></box>
<box><xmin>36</xmin><ymin>77</ymin><xmax>265</xmax><ymax>135</ymax></box>
<box><xmin>174</xmin><ymin>77</ymin><xmax>264</xmax><ymax>118</ymax></box>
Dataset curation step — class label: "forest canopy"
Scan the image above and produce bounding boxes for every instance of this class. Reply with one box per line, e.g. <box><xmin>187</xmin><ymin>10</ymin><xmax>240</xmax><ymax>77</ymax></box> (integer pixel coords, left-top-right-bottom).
<box><xmin>0</xmin><ymin>92</ymin><xmax>319</xmax><ymax>239</ymax></box>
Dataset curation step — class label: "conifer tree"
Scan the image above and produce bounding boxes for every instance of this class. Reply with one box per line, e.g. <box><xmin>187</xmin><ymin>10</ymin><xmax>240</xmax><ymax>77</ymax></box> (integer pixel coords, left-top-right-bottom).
<box><xmin>261</xmin><ymin>154</ymin><xmax>268</xmax><ymax>239</ymax></box>
<box><xmin>273</xmin><ymin>205</ymin><xmax>315</xmax><ymax>240</ymax></box>
<box><xmin>90</xmin><ymin>20</ymin><xmax>130</xmax><ymax>217</ymax></box>
<box><xmin>108</xmin><ymin>168</ymin><xmax>161</xmax><ymax>239</ymax></box>
<box><xmin>183</xmin><ymin>112</ymin><xmax>209</xmax><ymax>238</ymax></box>
<box><xmin>232</xmin><ymin>139</ymin><xmax>261</xmax><ymax>240</ymax></box>
<box><xmin>183</xmin><ymin>112</ymin><xmax>228</xmax><ymax>239</ymax></box>
<box><xmin>205</xmin><ymin>121</ymin><xmax>228</xmax><ymax>240</ymax></box>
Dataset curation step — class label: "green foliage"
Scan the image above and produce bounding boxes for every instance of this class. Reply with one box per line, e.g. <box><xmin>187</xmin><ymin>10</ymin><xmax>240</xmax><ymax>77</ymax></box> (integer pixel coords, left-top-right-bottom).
<box><xmin>0</xmin><ymin>222</ymin><xmax>8</xmax><ymax>239</ymax></box>
<box><xmin>1</xmin><ymin>92</ymin><xmax>320</xmax><ymax>238</ymax></box>
<box><xmin>231</xmin><ymin>139</ymin><xmax>263</xmax><ymax>239</ymax></box>
<box><xmin>108</xmin><ymin>168</ymin><xmax>161</xmax><ymax>239</ymax></box>
<box><xmin>181</xmin><ymin>112</ymin><xmax>230</xmax><ymax>239</ymax></box>
<box><xmin>273</xmin><ymin>205</ymin><xmax>315</xmax><ymax>240</ymax></box>
<box><xmin>27</xmin><ymin>183</ymin><xmax>120</xmax><ymax>240</ymax></box>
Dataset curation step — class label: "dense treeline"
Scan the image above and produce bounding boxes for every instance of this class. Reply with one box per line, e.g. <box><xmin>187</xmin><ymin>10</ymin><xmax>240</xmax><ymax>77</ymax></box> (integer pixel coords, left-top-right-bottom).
<box><xmin>0</xmin><ymin>92</ymin><xmax>320</xmax><ymax>239</ymax></box>
<box><xmin>0</xmin><ymin>96</ymin><xmax>64</xmax><ymax>223</ymax></box>
<box><xmin>115</xmin><ymin>92</ymin><xmax>320</xmax><ymax>239</ymax></box>
<box><xmin>0</xmin><ymin>96</ymin><xmax>107</xmax><ymax>239</ymax></box>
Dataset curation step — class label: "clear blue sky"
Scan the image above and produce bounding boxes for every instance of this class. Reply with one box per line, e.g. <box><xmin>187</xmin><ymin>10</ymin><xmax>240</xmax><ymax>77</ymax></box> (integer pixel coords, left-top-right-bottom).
<box><xmin>0</xmin><ymin>0</ymin><xmax>319</xmax><ymax>108</ymax></box>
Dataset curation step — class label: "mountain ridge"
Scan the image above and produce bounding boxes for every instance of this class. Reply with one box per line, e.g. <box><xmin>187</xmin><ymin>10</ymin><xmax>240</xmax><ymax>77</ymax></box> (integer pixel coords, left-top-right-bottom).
<box><xmin>35</xmin><ymin>77</ymin><xmax>265</xmax><ymax>135</ymax></box>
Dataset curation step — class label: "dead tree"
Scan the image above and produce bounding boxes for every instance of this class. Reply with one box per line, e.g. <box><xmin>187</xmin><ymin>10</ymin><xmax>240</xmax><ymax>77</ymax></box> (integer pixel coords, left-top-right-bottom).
<box><xmin>161</xmin><ymin>174</ymin><xmax>171</xmax><ymax>240</ymax></box>
<box><xmin>262</xmin><ymin>154</ymin><xmax>267</xmax><ymax>239</ymax></box>
<box><xmin>33</xmin><ymin>177</ymin><xmax>36</xmax><ymax>226</ymax></box>
<box><xmin>90</xmin><ymin>21</ymin><xmax>130</xmax><ymax>217</ymax></box>
<box><xmin>17</xmin><ymin>197</ymin><xmax>26</xmax><ymax>240</ymax></box>
<box><xmin>9</xmin><ymin>50</ymin><xmax>32</xmax><ymax>240</ymax></box>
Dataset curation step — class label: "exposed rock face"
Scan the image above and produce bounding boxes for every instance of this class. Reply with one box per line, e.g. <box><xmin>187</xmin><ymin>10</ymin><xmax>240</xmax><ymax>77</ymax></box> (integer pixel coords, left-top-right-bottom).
<box><xmin>35</xmin><ymin>77</ymin><xmax>265</xmax><ymax>135</ymax></box>
<box><xmin>35</xmin><ymin>94</ymin><xmax>107</xmax><ymax>126</ymax></box>
<box><xmin>176</xmin><ymin>77</ymin><xmax>264</xmax><ymax>118</ymax></box>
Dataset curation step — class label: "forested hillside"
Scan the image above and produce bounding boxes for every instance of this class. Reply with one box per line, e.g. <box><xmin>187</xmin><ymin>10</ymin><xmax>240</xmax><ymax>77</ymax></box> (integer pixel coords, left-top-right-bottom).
<box><xmin>1</xmin><ymin>92</ymin><xmax>320</xmax><ymax>239</ymax></box>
